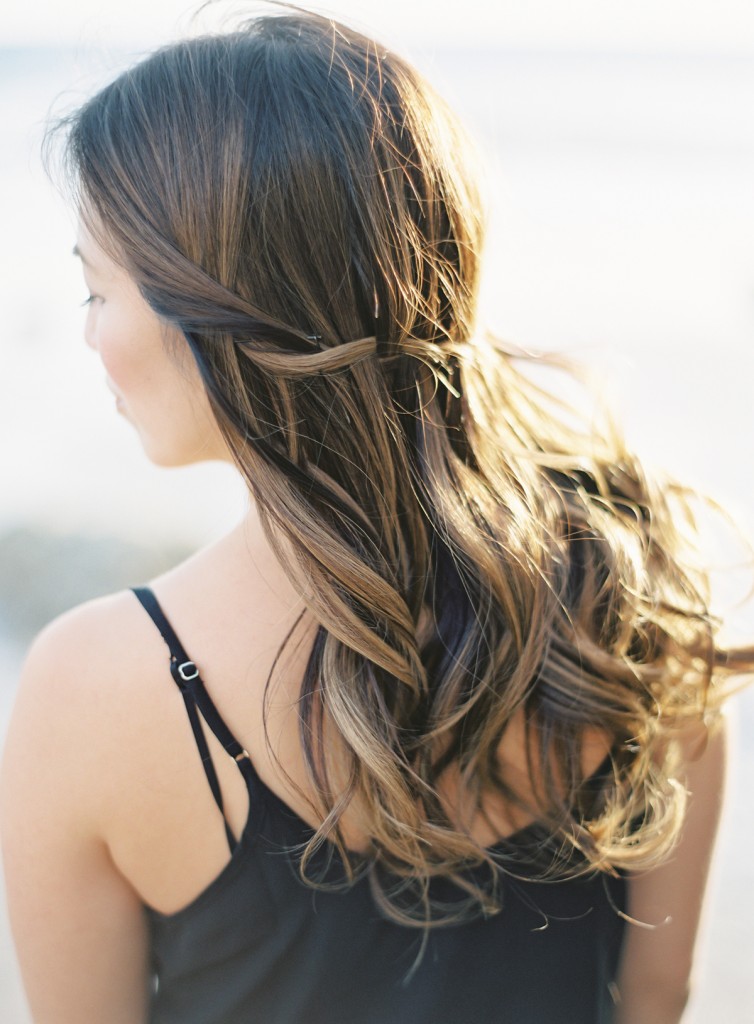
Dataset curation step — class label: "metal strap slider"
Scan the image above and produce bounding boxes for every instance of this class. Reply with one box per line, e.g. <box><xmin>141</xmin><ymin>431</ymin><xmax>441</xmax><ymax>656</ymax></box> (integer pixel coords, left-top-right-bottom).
<box><xmin>177</xmin><ymin>660</ymin><xmax>200</xmax><ymax>681</ymax></box>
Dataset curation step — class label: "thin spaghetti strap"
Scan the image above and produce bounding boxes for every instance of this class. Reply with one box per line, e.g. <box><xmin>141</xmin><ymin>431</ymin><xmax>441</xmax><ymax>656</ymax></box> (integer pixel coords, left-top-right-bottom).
<box><xmin>130</xmin><ymin>585</ymin><xmax>256</xmax><ymax>855</ymax></box>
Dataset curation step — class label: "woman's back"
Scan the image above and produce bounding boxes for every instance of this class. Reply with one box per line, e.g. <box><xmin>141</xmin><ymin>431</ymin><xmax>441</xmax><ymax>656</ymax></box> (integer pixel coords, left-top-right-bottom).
<box><xmin>73</xmin><ymin>510</ymin><xmax>625</xmax><ymax>1024</ymax></box>
<box><xmin>86</xmin><ymin>506</ymin><xmax>615</xmax><ymax>921</ymax></box>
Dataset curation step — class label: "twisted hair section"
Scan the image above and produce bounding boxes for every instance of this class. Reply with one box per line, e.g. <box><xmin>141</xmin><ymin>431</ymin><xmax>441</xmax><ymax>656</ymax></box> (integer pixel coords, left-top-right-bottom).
<box><xmin>48</xmin><ymin>7</ymin><xmax>754</xmax><ymax>927</ymax></box>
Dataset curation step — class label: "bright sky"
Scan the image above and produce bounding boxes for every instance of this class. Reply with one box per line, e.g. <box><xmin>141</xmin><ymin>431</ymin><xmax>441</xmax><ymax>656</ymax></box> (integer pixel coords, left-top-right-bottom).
<box><xmin>3</xmin><ymin>0</ymin><xmax>754</xmax><ymax>50</ymax></box>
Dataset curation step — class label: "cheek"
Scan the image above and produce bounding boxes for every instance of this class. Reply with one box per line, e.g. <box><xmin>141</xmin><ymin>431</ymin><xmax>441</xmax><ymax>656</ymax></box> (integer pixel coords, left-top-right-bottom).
<box><xmin>99</xmin><ymin>348</ymin><xmax>133</xmax><ymax>397</ymax></box>
<box><xmin>88</xmin><ymin>298</ymin><xmax>228</xmax><ymax>465</ymax></box>
<box><xmin>90</xmin><ymin>306</ymin><xmax>152</xmax><ymax>397</ymax></box>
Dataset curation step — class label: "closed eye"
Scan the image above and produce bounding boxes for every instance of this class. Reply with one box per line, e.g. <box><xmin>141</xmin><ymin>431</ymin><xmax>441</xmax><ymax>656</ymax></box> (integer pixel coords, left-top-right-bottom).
<box><xmin>80</xmin><ymin>294</ymin><xmax>102</xmax><ymax>307</ymax></box>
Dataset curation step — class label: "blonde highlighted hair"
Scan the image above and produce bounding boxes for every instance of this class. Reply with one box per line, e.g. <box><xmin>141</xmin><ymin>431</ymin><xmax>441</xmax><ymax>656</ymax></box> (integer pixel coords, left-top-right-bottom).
<box><xmin>48</xmin><ymin>6</ymin><xmax>754</xmax><ymax>926</ymax></box>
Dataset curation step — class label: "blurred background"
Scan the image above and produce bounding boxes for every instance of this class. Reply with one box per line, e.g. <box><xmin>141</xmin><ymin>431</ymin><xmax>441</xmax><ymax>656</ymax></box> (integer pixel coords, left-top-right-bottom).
<box><xmin>1</xmin><ymin>1</ymin><xmax>754</xmax><ymax>1019</ymax></box>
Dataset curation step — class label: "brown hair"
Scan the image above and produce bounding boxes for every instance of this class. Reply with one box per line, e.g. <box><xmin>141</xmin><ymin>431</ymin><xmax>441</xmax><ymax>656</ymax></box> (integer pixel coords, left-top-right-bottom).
<box><xmin>48</xmin><ymin>6</ymin><xmax>754</xmax><ymax>927</ymax></box>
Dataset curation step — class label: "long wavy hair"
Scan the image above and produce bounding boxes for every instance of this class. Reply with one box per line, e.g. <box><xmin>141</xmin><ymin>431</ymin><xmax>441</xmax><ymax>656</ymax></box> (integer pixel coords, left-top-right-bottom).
<box><xmin>48</xmin><ymin>6</ymin><xmax>754</xmax><ymax>926</ymax></box>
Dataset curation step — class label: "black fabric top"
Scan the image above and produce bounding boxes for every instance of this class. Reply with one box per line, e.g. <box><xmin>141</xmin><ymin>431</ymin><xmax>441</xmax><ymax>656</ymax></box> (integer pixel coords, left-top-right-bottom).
<box><xmin>131</xmin><ymin>585</ymin><xmax>627</xmax><ymax>1024</ymax></box>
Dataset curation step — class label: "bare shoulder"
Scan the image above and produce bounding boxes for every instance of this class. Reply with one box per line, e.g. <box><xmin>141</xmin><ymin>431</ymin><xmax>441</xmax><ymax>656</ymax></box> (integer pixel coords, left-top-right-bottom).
<box><xmin>2</xmin><ymin>589</ymin><xmax>171</xmax><ymax>823</ymax></box>
<box><xmin>6</xmin><ymin>512</ymin><xmax>311</xmax><ymax>804</ymax></box>
<box><xmin>12</xmin><ymin>588</ymin><xmax>169</xmax><ymax>738</ymax></box>
<box><xmin>11</xmin><ymin>508</ymin><xmax>303</xmax><ymax>731</ymax></box>
<box><xmin>22</xmin><ymin>586</ymin><xmax>159</xmax><ymax>675</ymax></box>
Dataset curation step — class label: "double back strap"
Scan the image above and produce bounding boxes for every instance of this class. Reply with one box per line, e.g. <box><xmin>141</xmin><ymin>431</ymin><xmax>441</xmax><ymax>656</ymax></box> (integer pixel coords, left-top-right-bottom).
<box><xmin>131</xmin><ymin>585</ymin><xmax>255</xmax><ymax>854</ymax></box>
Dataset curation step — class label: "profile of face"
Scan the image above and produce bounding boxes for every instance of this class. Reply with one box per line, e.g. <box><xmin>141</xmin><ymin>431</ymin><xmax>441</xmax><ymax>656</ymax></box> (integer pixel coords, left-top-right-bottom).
<box><xmin>74</xmin><ymin>220</ymin><xmax>231</xmax><ymax>468</ymax></box>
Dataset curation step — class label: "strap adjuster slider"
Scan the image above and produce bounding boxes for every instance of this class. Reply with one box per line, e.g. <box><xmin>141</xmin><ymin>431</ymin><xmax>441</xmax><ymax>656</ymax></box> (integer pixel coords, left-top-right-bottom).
<box><xmin>177</xmin><ymin>660</ymin><xmax>200</xmax><ymax>681</ymax></box>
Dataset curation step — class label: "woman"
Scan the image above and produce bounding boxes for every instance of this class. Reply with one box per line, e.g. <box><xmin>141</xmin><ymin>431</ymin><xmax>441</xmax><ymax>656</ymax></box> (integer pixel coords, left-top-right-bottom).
<box><xmin>1</xmin><ymin>8</ymin><xmax>751</xmax><ymax>1023</ymax></box>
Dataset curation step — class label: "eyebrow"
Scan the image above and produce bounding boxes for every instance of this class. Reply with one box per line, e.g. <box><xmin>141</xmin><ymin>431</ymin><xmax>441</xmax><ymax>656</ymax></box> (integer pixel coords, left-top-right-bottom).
<box><xmin>72</xmin><ymin>244</ymin><xmax>92</xmax><ymax>267</ymax></box>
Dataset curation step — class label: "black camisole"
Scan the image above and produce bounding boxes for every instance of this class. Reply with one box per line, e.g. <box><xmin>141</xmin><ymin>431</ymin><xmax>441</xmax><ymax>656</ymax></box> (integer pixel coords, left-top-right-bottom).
<box><xmin>131</xmin><ymin>585</ymin><xmax>627</xmax><ymax>1024</ymax></box>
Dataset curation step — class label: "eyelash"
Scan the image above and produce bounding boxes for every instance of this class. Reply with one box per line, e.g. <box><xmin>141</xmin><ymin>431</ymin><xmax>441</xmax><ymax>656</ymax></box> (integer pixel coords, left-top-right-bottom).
<box><xmin>80</xmin><ymin>294</ymin><xmax>101</xmax><ymax>307</ymax></box>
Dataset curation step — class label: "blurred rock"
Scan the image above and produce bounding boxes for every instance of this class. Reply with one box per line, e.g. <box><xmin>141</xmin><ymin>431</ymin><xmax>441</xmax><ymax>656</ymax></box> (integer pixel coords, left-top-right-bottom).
<box><xmin>0</xmin><ymin>524</ymin><xmax>192</xmax><ymax>646</ymax></box>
